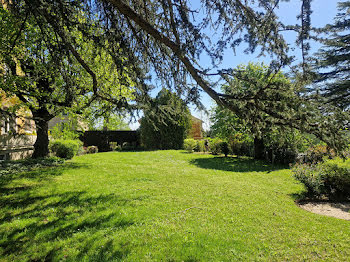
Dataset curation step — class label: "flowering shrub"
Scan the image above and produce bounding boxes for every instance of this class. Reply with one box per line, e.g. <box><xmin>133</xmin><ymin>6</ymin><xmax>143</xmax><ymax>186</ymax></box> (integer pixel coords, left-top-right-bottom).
<box><xmin>304</xmin><ymin>145</ymin><xmax>336</xmax><ymax>163</ymax></box>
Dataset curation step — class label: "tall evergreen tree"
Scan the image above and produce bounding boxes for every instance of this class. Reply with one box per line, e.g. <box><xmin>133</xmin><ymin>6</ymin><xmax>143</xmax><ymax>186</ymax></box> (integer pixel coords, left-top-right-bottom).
<box><xmin>212</xmin><ymin>63</ymin><xmax>302</xmax><ymax>160</ymax></box>
<box><xmin>212</xmin><ymin>62</ymin><xmax>349</xmax><ymax>157</ymax></box>
<box><xmin>140</xmin><ymin>89</ymin><xmax>191</xmax><ymax>150</ymax></box>
<box><xmin>316</xmin><ymin>1</ymin><xmax>350</xmax><ymax>109</ymax></box>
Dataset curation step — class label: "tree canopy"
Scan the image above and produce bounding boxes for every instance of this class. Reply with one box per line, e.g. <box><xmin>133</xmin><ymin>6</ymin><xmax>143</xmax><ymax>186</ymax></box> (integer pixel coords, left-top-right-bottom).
<box><xmin>315</xmin><ymin>1</ymin><xmax>350</xmax><ymax>109</ymax></box>
<box><xmin>1</xmin><ymin>0</ymin><xmax>349</xmax><ymax>156</ymax></box>
<box><xmin>140</xmin><ymin>88</ymin><xmax>191</xmax><ymax>150</ymax></box>
<box><xmin>212</xmin><ymin>62</ymin><xmax>349</xmax><ymax>156</ymax></box>
<box><xmin>0</xmin><ymin>2</ymin><xmax>135</xmax><ymax>157</ymax></box>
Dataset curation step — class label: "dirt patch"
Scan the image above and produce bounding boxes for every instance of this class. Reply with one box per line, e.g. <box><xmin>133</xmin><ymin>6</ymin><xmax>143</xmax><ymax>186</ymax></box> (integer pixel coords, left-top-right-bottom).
<box><xmin>298</xmin><ymin>201</ymin><xmax>350</xmax><ymax>221</ymax></box>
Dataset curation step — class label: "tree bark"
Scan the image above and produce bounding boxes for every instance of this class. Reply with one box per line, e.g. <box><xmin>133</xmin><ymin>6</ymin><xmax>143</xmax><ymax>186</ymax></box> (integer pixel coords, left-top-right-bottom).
<box><xmin>254</xmin><ymin>137</ymin><xmax>265</xmax><ymax>160</ymax></box>
<box><xmin>32</xmin><ymin>109</ymin><xmax>52</xmax><ymax>158</ymax></box>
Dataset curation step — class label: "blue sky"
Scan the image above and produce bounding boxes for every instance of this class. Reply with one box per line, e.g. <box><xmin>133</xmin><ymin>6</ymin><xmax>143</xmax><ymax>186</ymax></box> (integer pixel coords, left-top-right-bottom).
<box><xmin>130</xmin><ymin>0</ymin><xmax>340</xmax><ymax>130</ymax></box>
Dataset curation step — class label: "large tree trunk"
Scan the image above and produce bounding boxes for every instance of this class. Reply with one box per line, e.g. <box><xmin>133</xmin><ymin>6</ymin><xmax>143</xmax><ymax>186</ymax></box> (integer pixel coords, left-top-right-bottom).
<box><xmin>254</xmin><ymin>137</ymin><xmax>265</xmax><ymax>160</ymax></box>
<box><xmin>32</xmin><ymin>109</ymin><xmax>52</xmax><ymax>158</ymax></box>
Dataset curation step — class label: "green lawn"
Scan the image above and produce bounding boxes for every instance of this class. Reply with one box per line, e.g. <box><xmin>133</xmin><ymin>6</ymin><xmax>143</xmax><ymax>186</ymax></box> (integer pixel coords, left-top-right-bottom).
<box><xmin>0</xmin><ymin>151</ymin><xmax>349</xmax><ymax>261</ymax></box>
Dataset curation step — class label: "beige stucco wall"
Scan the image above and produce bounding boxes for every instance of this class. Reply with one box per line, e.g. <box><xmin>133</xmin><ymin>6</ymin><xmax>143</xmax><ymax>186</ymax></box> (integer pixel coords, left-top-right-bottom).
<box><xmin>0</xmin><ymin>134</ymin><xmax>36</xmax><ymax>160</ymax></box>
<box><xmin>189</xmin><ymin>116</ymin><xmax>203</xmax><ymax>140</ymax></box>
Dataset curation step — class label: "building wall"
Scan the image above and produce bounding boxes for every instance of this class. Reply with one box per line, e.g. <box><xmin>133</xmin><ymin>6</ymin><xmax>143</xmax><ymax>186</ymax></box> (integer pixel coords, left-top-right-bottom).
<box><xmin>1</xmin><ymin>111</ymin><xmax>89</xmax><ymax>160</ymax></box>
<box><xmin>189</xmin><ymin>116</ymin><xmax>203</xmax><ymax>140</ymax></box>
<box><xmin>0</xmin><ymin>133</ymin><xmax>36</xmax><ymax>160</ymax></box>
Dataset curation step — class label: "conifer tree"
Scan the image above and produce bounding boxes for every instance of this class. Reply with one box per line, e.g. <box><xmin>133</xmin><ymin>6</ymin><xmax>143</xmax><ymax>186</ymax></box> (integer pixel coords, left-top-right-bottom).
<box><xmin>316</xmin><ymin>1</ymin><xmax>350</xmax><ymax>109</ymax></box>
<box><xmin>140</xmin><ymin>89</ymin><xmax>191</xmax><ymax>150</ymax></box>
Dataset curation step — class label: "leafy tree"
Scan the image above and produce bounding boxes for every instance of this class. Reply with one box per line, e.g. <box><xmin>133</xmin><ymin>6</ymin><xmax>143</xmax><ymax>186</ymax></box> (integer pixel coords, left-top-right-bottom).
<box><xmin>315</xmin><ymin>1</ymin><xmax>350</xmax><ymax>109</ymax></box>
<box><xmin>215</xmin><ymin>63</ymin><xmax>301</xmax><ymax>159</ymax></box>
<box><xmin>9</xmin><ymin>0</ymin><xmax>309</xmax><ymax>117</ymax></box>
<box><xmin>211</xmin><ymin>63</ymin><xmax>340</xmax><ymax>161</ymax></box>
<box><xmin>0</xmin><ymin>3</ymin><xmax>134</xmax><ymax>157</ymax></box>
<box><xmin>140</xmin><ymin>89</ymin><xmax>191</xmax><ymax>149</ymax></box>
<box><xmin>91</xmin><ymin>0</ymin><xmax>349</xmax><ymax>152</ymax></box>
<box><xmin>2</xmin><ymin>0</ymin><xmax>348</xmax><ymax>154</ymax></box>
<box><xmin>84</xmin><ymin>112</ymin><xmax>130</xmax><ymax>131</ymax></box>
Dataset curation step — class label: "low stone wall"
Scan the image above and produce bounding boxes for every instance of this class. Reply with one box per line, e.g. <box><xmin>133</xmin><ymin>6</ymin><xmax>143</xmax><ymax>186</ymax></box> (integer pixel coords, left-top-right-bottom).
<box><xmin>0</xmin><ymin>134</ymin><xmax>36</xmax><ymax>160</ymax></box>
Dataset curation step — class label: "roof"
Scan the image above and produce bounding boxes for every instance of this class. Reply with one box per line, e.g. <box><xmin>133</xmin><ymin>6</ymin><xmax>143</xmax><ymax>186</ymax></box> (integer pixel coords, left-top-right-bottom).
<box><xmin>191</xmin><ymin>115</ymin><xmax>203</xmax><ymax>123</ymax></box>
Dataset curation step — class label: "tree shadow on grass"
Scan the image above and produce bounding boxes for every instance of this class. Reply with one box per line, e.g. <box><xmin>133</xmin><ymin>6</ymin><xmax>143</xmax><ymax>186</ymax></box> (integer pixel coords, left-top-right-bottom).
<box><xmin>0</xmin><ymin>162</ymin><xmax>140</xmax><ymax>261</ymax></box>
<box><xmin>0</xmin><ymin>162</ymin><xmax>87</xmax><ymax>188</ymax></box>
<box><xmin>189</xmin><ymin>156</ymin><xmax>286</xmax><ymax>173</ymax></box>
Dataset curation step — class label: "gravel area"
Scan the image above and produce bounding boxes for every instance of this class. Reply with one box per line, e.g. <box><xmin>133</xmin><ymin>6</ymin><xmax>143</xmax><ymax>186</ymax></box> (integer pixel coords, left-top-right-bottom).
<box><xmin>299</xmin><ymin>202</ymin><xmax>350</xmax><ymax>221</ymax></box>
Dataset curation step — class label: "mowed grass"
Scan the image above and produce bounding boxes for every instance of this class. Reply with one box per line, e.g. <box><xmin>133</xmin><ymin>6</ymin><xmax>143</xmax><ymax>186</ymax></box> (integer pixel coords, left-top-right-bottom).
<box><xmin>0</xmin><ymin>151</ymin><xmax>349</xmax><ymax>261</ymax></box>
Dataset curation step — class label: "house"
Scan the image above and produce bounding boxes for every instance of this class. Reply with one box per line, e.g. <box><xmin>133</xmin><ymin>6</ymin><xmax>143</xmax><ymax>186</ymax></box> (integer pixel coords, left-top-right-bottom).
<box><xmin>1</xmin><ymin>90</ymin><xmax>89</xmax><ymax>160</ymax></box>
<box><xmin>0</xmin><ymin>92</ymin><xmax>36</xmax><ymax>160</ymax></box>
<box><xmin>188</xmin><ymin>115</ymin><xmax>203</xmax><ymax>140</ymax></box>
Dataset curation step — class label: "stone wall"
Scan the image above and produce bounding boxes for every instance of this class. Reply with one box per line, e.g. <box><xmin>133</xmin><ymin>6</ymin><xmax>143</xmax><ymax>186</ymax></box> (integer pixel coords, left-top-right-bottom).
<box><xmin>0</xmin><ymin>134</ymin><xmax>36</xmax><ymax>160</ymax></box>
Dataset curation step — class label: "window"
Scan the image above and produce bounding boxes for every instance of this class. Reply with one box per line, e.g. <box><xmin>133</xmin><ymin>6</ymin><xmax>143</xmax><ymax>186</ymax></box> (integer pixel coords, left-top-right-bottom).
<box><xmin>9</xmin><ymin>116</ymin><xmax>17</xmax><ymax>134</ymax></box>
<box><xmin>3</xmin><ymin>117</ymin><xmax>9</xmax><ymax>134</ymax></box>
<box><xmin>24</xmin><ymin>118</ymin><xmax>32</xmax><ymax>132</ymax></box>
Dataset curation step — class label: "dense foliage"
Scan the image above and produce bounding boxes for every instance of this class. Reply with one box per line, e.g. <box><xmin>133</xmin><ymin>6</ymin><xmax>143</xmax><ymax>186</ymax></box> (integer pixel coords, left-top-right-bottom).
<box><xmin>1</xmin><ymin>0</ymin><xmax>348</xmax><ymax>158</ymax></box>
<box><xmin>0</xmin><ymin>2</ymin><xmax>135</xmax><ymax>157</ymax></box>
<box><xmin>50</xmin><ymin>119</ymin><xmax>81</xmax><ymax>140</ymax></box>
<box><xmin>140</xmin><ymin>89</ymin><xmax>191</xmax><ymax>150</ymax></box>
<box><xmin>183</xmin><ymin>138</ymin><xmax>197</xmax><ymax>153</ymax></box>
<box><xmin>49</xmin><ymin>139</ymin><xmax>83</xmax><ymax>159</ymax></box>
<box><xmin>293</xmin><ymin>158</ymin><xmax>350</xmax><ymax>200</ymax></box>
<box><xmin>315</xmin><ymin>1</ymin><xmax>350</xmax><ymax>108</ymax></box>
<box><xmin>211</xmin><ymin>63</ymin><xmax>318</xmax><ymax>163</ymax></box>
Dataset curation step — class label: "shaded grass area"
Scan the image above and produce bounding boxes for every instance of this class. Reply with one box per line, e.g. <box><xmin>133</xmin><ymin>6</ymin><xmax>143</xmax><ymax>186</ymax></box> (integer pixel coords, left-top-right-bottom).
<box><xmin>190</xmin><ymin>156</ymin><xmax>285</xmax><ymax>173</ymax></box>
<box><xmin>0</xmin><ymin>151</ymin><xmax>349</xmax><ymax>261</ymax></box>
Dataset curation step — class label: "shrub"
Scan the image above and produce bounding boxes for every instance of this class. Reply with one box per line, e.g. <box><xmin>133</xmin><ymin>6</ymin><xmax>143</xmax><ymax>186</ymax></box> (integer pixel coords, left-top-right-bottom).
<box><xmin>122</xmin><ymin>142</ymin><xmax>137</xmax><ymax>151</ymax></box>
<box><xmin>228</xmin><ymin>133</ymin><xmax>254</xmax><ymax>157</ymax></box>
<box><xmin>196</xmin><ymin>140</ymin><xmax>206</xmax><ymax>152</ymax></box>
<box><xmin>304</xmin><ymin>145</ymin><xmax>336</xmax><ymax>163</ymax></box>
<box><xmin>209</xmin><ymin>138</ymin><xmax>223</xmax><ymax>155</ymax></box>
<box><xmin>292</xmin><ymin>163</ymin><xmax>325</xmax><ymax>197</ymax></box>
<box><xmin>184</xmin><ymin>138</ymin><xmax>197</xmax><ymax>152</ymax></box>
<box><xmin>220</xmin><ymin>141</ymin><xmax>229</xmax><ymax>157</ymax></box>
<box><xmin>110</xmin><ymin>142</ymin><xmax>122</xmax><ymax>151</ymax></box>
<box><xmin>50</xmin><ymin>139</ymin><xmax>83</xmax><ymax>159</ymax></box>
<box><xmin>267</xmin><ymin>146</ymin><xmax>298</xmax><ymax>164</ymax></box>
<box><xmin>140</xmin><ymin>89</ymin><xmax>191</xmax><ymax>150</ymax></box>
<box><xmin>292</xmin><ymin>159</ymin><xmax>350</xmax><ymax>200</ymax></box>
<box><xmin>87</xmin><ymin>146</ymin><xmax>98</xmax><ymax>154</ymax></box>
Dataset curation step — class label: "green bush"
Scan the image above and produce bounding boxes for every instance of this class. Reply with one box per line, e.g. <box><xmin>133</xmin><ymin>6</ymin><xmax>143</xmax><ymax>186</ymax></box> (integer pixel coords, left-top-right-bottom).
<box><xmin>209</xmin><ymin>138</ymin><xmax>223</xmax><ymax>155</ymax></box>
<box><xmin>220</xmin><ymin>141</ymin><xmax>229</xmax><ymax>157</ymax></box>
<box><xmin>50</xmin><ymin>139</ymin><xmax>83</xmax><ymax>159</ymax></box>
<box><xmin>227</xmin><ymin>133</ymin><xmax>254</xmax><ymax>157</ymax></box>
<box><xmin>87</xmin><ymin>146</ymin><xmax>98</xmax><ymax>154</ymax></box>
<box><xmin>292</xmin><ymin>159</ymin><xmax>350</xmax><ymax>200</ymax></box>
<box><xmin>140</xmin><ymin>89</ymin><xmax>191</xmax><ymax>150</ymax></box>
<box><xmin>304</xmin><ymin>145</ymin><xmax>336</xmax><ymax>163</ymax></box>
<box><xmin>196</xmin><ymin>140</ymin><xmax>206</xmax><ymax>152</ymax></box>
<box><xmin>110</xmin><ymin>142</ymin><xmax>122</xmax><ymax>151</ymax></box>
<box><xmin>184</xmin><ymin>138</ymin><xmax>197</xmax><ymax>153</ymax></box>
<box><xmin>267</xmin><ymin>146</ymin><xmax>298</xmax><ymax>164</ymax></box>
